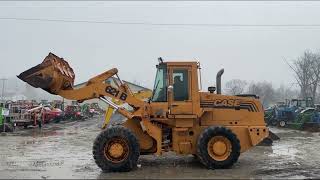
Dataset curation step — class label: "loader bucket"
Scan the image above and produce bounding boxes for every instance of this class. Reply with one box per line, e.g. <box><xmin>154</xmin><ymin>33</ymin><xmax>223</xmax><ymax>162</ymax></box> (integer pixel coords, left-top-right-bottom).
<box><xmin>17</xmin><ymin>53</ymin><xmax>75</xmax><ymax>95</ymax></box>
<box><xmin>268</xmin><ymin>130</ymin><xmax>280</xmax><ymax>140</ymax></box>
<box><xmin>257</xmin><ymin>130</ymin><xmax>280</xmax><ymax>146</ymax></box>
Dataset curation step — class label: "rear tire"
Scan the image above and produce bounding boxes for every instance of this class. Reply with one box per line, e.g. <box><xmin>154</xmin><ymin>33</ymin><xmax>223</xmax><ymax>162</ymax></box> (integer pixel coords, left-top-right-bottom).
<box><xmin>93</xmin><ymin>126</ymin><xmax>140</xmax><ymax>172</ymax></box>
<box><xmin>197</xmin><ymin>126</ymin><xmax>240</xmax><ymax>169</ymax></box>
<box><xmin>279</xmin><ymin>120</ymin><xmax>286</xmax><ymax>127</ymax></box>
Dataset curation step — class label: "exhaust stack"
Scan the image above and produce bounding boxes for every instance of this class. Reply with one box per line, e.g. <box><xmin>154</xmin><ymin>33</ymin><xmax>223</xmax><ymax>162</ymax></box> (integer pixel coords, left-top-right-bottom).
<box><xmin>216</xmin><ymin>68</ymin><xmax>224</xmax><ymax>94</ymax></box>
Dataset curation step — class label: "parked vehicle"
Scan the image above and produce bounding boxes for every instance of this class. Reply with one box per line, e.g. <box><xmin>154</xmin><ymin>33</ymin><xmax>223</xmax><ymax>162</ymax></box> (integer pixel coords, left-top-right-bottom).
<box><xmin>81</xmin><ymin>103</ymin><xmax>94</xmax><ymax>118</ymax></box>
<box><xmin>42</xmin><ymin>106</ymin><xmax>64</xmax><ymax>124</ymax></box>
<box><xmin>64</xmin><ymin>105</ymin><xmax>84</xmax><ymax>120</ymax></box>
<box><xmin>288</xmin><ymin>107</ymin><xmax>320</xmax><ymax>131</ymax></box>
<box><xmin>0</xmin><ymin>102</ymin><xmax>14</xmax><ymax>132</ymax></box>
<box><xmin>19</xmin><ymin>106</ymin><xmax>64</xmax><ymax>128</ymax></box>
<box><xmin>90</xmin><ymin>103</ymin><xmax>104</xmax><ymax>114</ymax></box>
<box><xmin>265</xmin><ymin>97</ymin><xmax>314</xmax><ymax>127</ymax></box>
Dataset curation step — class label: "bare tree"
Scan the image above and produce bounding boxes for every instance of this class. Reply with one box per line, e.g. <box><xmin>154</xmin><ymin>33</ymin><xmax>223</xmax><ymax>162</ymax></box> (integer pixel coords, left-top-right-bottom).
<box><xmin>310</xmin><ymin>53</ymin><xmax>320</xmax><ymax>100</ymax></box>
<box><xmin>286</xmin><ymin>50</ymin><xmax>320</xmax><ymax>100</ymax></box>
<box><xmin>225</xmin><ymin>79</ymin><xmax>247</xmax><ymax>95</ymax></box>
<box><xmin>274</xmin><ymin>84</ymin><xmax>299</xmax><ymax>102</ymax></box>
<box><xmin>247</xmin><ymin>81</ymin><xmax>275</xmax><ymax>107</ymax></box>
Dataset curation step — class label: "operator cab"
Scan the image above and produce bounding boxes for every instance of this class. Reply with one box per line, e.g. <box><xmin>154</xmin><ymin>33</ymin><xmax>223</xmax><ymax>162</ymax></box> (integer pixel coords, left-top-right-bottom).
<box><xmin>290</xmin><ymin>97</ymin><xmax>314</xmax><ymax>109</ymax></box>
<box><xmin>150</xmin><ymin>60</ymin><xmax>200</xmax><ymax>115</ymax></box>
<box><xmin>151</xmin><ymin>63</ymin><xmax>189</xmax><ymax>102</ymax></box>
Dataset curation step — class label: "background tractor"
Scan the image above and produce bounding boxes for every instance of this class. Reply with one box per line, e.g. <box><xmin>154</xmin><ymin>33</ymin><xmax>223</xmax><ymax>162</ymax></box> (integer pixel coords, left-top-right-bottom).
<box><xmin>64</xmin><ymin>104</ymin><xmax>84</xmax><ymax>120</ymax></box>
<box><xmin>0</xmin><ymin>101</ymin><xmax>14</xmax><ymax>132</ymax></box>
<box><xmin>81</xmin><ymin>103</ymin><xmax>99</xmax><ymax>118</ymax></box>
<box><xmin>18</xmin><ymin>53</ymin><xmax>270</xmax><ymax>172</ymax></box>
<box><xmin>287</xmin><ymin>106</ymin><xmax>320</xmax><ymax>131</ymax></box>
<box><xmin>265</xmin><ymin>97</ymin><xmax>314</xmax><ymax>127</ymax></box>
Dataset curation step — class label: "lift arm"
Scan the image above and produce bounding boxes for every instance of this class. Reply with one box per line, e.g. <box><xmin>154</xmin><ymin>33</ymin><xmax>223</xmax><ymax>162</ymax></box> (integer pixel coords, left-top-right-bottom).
<box><xmin>17</xmin><ymin>53</ymin><xmax>149</xmax><ymax>120</ymax></box>
<box><xmin>102</xmin><ymin>89</ymin><xmax>152</xmax><ymax>129</ymax></box>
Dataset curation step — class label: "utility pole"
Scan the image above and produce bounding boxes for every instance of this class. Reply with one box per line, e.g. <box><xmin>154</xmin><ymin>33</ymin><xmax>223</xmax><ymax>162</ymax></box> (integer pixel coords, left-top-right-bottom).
<box><xmin>0</xmin><ymin>78</ymin><xmax>8</xmax><ymax>101</ymax></box>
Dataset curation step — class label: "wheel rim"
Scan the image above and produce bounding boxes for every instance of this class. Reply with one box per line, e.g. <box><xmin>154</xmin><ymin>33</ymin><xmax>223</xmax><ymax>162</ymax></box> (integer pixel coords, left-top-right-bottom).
<box><xmin>280</xmin><ymin>121</ymin><xmax>286</xmax><ymax>127</ymax></box>
<box><xmin>104</xmin><ymin>137</ymin><xmax>129</xmax><ymax>163</ymax></box>
<box><xmin>207</xmin><ymin>136</ymin><xmax>232</xmax><ymax>161</ymax></box>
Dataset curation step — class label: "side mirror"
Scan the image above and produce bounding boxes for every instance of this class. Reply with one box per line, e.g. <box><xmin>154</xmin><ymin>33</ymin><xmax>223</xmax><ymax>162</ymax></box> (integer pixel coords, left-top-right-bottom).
<box><xmin>168</xmin><ymin>85</ymin><xmax>173</xmax><ymax>93</ymax></box>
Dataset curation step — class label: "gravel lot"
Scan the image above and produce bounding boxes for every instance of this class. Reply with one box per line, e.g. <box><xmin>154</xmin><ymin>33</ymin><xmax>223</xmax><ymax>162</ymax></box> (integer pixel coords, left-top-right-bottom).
<box><xmin>0</xmin><ymin>116</ymin><xmax>319</xmax><ymax>179</ymax></box>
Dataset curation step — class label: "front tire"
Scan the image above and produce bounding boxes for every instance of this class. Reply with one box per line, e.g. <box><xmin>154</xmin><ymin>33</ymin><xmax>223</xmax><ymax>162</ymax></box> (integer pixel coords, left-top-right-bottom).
<box><xmin>93</xmin><ymin>126</ymin><xmax>140</xmax><ymax>172</ymax></box>
<box><xmin>197</xmin><ymin>126</ymin><xmax>241</xmax><ymax>169</ymax></box>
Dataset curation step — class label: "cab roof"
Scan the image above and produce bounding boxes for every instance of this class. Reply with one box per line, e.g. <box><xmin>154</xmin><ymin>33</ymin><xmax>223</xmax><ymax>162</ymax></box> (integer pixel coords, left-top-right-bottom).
<box><xmin>159</xmin><ymin>61</ymin><xmax>199</xmax><ymax>66</ymax></box>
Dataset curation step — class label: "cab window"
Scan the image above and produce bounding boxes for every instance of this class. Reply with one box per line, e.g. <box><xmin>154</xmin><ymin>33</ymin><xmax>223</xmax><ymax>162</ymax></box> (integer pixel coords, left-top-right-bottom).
<box><xmin>151</xmin><ymin>65</ymin><xmax>167</xmax><ymax>102</ymax></box>
<box><xmin>173</xmin><ymin>69</ymin><xmax>189</xmax><ymax>101</ymax></box>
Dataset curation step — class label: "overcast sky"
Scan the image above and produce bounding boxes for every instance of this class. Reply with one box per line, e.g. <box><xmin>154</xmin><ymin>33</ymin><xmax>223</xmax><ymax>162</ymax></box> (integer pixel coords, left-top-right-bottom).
<box><xmin>1</xmin><ymin>1</ymin><xmax>320</xmax><ymax>90</ymax></box>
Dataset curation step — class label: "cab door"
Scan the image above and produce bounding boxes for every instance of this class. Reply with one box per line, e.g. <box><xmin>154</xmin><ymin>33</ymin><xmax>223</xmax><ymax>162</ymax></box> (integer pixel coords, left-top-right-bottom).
<box><xmin>150</xmin><ymin>64</ymin><xmax>169</xmax><ymax>118</ymax></box>
<box><xmin>168</xmin><ymin>66</ymin><xmax>193</xmax><ymax>115</ymax></box>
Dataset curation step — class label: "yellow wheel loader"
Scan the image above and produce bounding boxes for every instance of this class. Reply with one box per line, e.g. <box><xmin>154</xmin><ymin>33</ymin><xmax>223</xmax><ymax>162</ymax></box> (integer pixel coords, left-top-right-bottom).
<box><xmin>18</xmin><ymin>53</ymin><xmax>269</xmax><ymax>172</ymax></box>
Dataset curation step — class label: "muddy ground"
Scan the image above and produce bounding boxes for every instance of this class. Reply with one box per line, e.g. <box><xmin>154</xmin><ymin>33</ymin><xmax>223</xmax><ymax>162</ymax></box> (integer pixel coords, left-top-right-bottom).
<box><xmin>0</xmin><ymin>116</ymin><xmax>319</xmax><ymax>179</ymax></box>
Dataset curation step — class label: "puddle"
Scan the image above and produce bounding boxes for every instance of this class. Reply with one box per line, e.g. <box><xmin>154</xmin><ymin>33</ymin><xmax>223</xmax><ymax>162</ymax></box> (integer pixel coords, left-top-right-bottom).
<box><xmin>269</xmin><ymin>142</ymin><xmax>299</xmax><ymax>160</ymax></box>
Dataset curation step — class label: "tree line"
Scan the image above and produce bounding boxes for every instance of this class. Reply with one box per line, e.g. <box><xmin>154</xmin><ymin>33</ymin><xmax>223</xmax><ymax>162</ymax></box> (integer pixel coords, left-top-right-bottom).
<box><xmin>224</xmin><ymin>50</ymin><xmax>320</xmax><ymax>108</ymax></box>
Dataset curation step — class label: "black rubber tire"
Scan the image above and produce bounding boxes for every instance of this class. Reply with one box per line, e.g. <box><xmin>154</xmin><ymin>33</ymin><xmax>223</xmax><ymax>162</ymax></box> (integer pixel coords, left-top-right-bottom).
<box><xmin>279</xmin><ymin>120</ymin><xmax>286</xmax><ymax>127</ymax></box>
<box><xmin>197</xmin><ymin>126</ymin><xmax>241</xmax><ymax>169</ymax></box>
<box><xmin>93</xmin><ymin>126</ymin><xmax>140</xmax><ymax>172</ymax></box>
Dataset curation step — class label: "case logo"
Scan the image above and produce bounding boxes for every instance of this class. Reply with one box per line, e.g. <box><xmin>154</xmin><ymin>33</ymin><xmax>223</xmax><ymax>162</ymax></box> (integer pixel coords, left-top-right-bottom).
<box><xmin>200</xmin><ymin>99</ymin><xmax>259</xmax><ymax>112</ymax></box>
